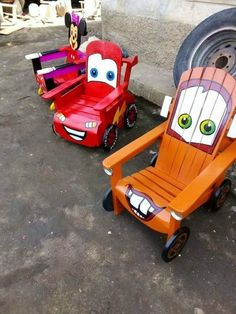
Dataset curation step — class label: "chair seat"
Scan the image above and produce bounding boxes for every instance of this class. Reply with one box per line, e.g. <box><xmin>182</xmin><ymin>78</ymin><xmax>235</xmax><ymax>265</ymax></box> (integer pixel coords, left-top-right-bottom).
<box><xmin>115</xmin><ymin>166</ymin><xmax>186</xmax><ymax>221</ymax></box>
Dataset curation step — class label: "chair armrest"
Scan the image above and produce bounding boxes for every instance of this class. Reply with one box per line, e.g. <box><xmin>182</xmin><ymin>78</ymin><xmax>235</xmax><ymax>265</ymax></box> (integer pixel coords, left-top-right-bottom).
<box><xmin>103</xmin><ymin>121</ymin><xmax>167</xmax><ymax>170</ymax></box>
<box><xmin>93</xmin><ymin>83</ymin><xmax>128</xmax><ymax>111</ymax></box>
<box><xmin>169</xmin><ymin>140</ymin><xmax>236</xmax><ymax>217</ymax></box>
<box><xmin>42</xmin><ymin>74</ymin><xmax>86</xmax><ymax>100</ymax></box>
<box><xmin>122</xmin><ymin>55</ymin><xmax>138</xmax><ymax>67</ymax></box>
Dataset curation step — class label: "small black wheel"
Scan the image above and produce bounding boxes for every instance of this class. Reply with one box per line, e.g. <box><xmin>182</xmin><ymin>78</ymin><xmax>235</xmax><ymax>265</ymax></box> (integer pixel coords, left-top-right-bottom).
<box><xmin>79</xmin><ymin>18</ymin><xmax>88</xmax><ymax>36</ymax></box>
<box><xmin>211</xmin><ymin>179</ymin><xmax>232</xmax><ymax>212</ymax></box>
<box><xmin>150</xmin><ymin>153</ymin><xmax>158</xmax><ymax>167</ymax></box>
<box><xmin>102</xmin><ymin>124</ymin><xmax>118</xmax><ymax>151</ymax></box>
<box><xmin>103</xmin><ymin>188</ymin><xmax>114</xmax><ymax>211</ymax></box>
<box><xmin>52</xmin><ymin>124</ymin><xmax>57</xmax><ymax>135</ymax></box>
<box><xmin>162</xmin><ymin>227</ymin><xmax>190</xmax><ymax>262</ymax></box>
<box><xmin>124</xmin><ymin>104</ymin><xmax>137</xmax><ymax>128</ymax></box>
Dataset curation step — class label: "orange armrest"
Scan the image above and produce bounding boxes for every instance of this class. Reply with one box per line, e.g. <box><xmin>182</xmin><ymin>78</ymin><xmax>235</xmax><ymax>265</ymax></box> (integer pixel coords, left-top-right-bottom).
<box><xmin>122</xmin><ymin>55</ymin><xmax>138</xmax><ymax>67</ymax></box>
<box><xmin>103</xmin><ymin>121</ymin><xmax>167</xmax><ymax>169</ymax></box>
<box><xmin>169</xmin><ymin>140</ymin><xmax>236</xmax><ymax>217</ymax></box>
<box><xmin>93</xmin><ymin>83</ymin><xmax>128</xmax><ymax>111</ymax></box>
<box><xmin>42</xmin><ymin>74</ymin><xmax>86</xmax><ymax>100</ymax></box>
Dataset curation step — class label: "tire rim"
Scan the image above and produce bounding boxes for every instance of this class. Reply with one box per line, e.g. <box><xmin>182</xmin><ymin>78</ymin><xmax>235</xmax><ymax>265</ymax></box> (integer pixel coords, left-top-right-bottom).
<box><xmin>127</xmin><ymin>108</ymin><xmax>136</xmax><ymax>125</ymax></box>
<box><xmin>167</xmin><ymin>233</ymin><xmax>188</xmax><ymax>259</ymax></box>
<box><xmin>189</xmin><ymin>28</ymin><xmax>236</xmax><ymax>77</ymax></box>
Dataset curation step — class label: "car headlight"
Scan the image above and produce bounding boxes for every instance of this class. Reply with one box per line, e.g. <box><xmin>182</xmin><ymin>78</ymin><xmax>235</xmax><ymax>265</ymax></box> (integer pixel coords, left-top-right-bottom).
<box><xmin>170</xmin><ymin>210</ymin><xmax>183</xmax><ymax>221</ymax></box>
<box><xmin>56</xmin><ymin>113</ymin><xmax>66</xmax><ymax>122</ymax></box>
<box><xmin>104</xmin><ymin>168</ymin><xmax>113</xmax><ymax>176</ymax></box>
<box><xmin>85</xmin><ymin>121</ymin><xmax>97</xmax><ymax>128</ymax></box>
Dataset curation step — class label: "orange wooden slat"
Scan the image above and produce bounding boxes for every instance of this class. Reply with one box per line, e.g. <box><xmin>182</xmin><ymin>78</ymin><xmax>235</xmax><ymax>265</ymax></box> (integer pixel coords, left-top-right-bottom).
<box><xmin>140</xmin><ymin>168</ymin><xmax>181</xmax><ymax>196</ymax></box>
<box><xmin>148</xmin><ymin>166</ymin><xmax>186</xmax><ymax>190</ymax></box>
<box><xmin>132</xmin><ymin>172</ymin><xmax>175</xmax><ymax>202</ymax></box>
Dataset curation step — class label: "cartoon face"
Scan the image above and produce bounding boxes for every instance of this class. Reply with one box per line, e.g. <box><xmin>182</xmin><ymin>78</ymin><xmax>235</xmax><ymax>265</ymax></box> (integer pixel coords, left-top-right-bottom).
<box><xmin>69</xmin><ymin>23</ymin><xmax>79</xmax><ymax>50</ymax></box>
<box><xmin>168</xmin><ymin>80</ymin><xmax>231</xmax><ymax>152</ymax></box>
<box><xmin>87</xmin><ymin>53</ymin><xmax>118</xmax><ymax>88</ymax></box>
<box><xmin>126</xmin><ymin>185</ymin><xmax>163</xmax><ymax>221</ymax></box>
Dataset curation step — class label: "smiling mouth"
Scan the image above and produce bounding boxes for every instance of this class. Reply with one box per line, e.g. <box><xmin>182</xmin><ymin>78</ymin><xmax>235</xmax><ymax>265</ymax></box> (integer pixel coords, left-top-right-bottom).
<box><xmin>126</xmin><ymin>185</ymin><xmax>163</xmax><ymax>221</ymax></box>
<box><xmin>63</xmin><ymin>126</ymin><xmax>86</xmax><ymax>141</ymax></box>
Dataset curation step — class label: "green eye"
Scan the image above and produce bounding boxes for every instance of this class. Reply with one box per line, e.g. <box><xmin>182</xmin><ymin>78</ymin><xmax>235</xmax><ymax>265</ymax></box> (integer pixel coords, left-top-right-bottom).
<box><xmin>200</xmin><ymin>119</ymin><xmax>216</xmax><ymax>135</ymax></box>
<box><xmin>178</xmin><ymin>113</ymin><xmax>192</xmax><ymax>129</ymax></box>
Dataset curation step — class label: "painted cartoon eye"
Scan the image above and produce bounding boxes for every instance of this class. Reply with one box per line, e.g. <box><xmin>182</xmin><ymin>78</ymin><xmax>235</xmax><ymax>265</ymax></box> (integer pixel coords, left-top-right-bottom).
<box><xmin>106</xmin><ymin>70</ymin><xmax>115</xmax><ymax>81</ymax></box>
<box><xmin>200</xmin><ymin>119</ymin><xmax>216</xmax><ymax>135</ymax></box>
<box><xmin>178</xmin><ymin>113</ymin><xmax>192</xmax><ymax>129</ymax></box>
<box><xmin>90</xmin><ymin>68</ymin><xmax>98</xmax><ymax>78</ymax></box>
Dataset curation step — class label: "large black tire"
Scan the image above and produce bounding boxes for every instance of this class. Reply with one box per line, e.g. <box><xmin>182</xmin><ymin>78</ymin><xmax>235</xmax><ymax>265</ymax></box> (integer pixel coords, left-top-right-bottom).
<box><xmin>173</xmin><ymin>8</ymin><xmax>236</xmax><ymax>87</ymax></box>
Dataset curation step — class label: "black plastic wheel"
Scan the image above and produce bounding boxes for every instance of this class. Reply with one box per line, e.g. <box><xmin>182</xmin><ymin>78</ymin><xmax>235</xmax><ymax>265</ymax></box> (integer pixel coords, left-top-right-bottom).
<box><xmin>124</xmin><ymin>104</ymin><xmax>137</xmax><ymax>128</ymax></box>
<box><xmin>52</xmin><ymin>124</ymin><xmax>57</xmax><ymax>135</ymax></box>
<box><xmin>102</xmin><ymin>124</ymin><xmax>118</xmax><ymax>151</ymax></box>
<box><xmin>162</xmin><ymin>227</ymin><xmax>190</xmax><ymax>262</ymax></box>
<box><xmin>211</xmin><ymin>179</ymin><xmax>232</xmax><ymax>212</ymax></box>
<box><xmin>79</xmin><ymin>18</ymin><xmax>88</xmax><ymax>36</ymax></box>
<box><xmin>103</xmin><ymin>188</ymin><xmax>114</xmax><ymax>211</ymax></box>
<box><xmin>150</xmin><ymin>153</ymin><xmax>158</xmax><ymax>167</ymax></box>
<box><xmin>173</xmin><ymin>8</ymin><xmax>236</xmax><ymax>87</ymax></box>
<box><xmin>64</xmin><ymin>12</ymin><xmax>71</xmax><ymax>27</ymax></box>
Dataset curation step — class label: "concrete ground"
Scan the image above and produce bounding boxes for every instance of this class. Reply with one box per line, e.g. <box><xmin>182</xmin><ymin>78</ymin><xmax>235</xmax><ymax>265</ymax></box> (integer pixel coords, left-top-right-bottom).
<box><xmin>0</xmin><ymin>26</ymin><xmax>236</xmax><ymax>314</ymax></box>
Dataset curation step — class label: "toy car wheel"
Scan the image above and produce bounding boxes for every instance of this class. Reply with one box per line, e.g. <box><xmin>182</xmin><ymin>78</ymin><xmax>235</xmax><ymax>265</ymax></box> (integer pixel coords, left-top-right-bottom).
<box><xmin>173</xmin><ymin>8</ymin><xmax>236</xmax><ymax>86</ymax></box>
<box><xmin>211</xmin><ymin>179</ymin><xmax>232</xmax><ymax>212</ymax></box>
<box><xmin>103</xmin><ymin>188</ymin><xmax>114</xmax><ymax>211</ymax></box>
<box><xmin>52</xmin><ymin>124</ymin><xmax>57</xmax><ymax>135</ymax></box>
<box><xmin>103</xmin><ymin>125</ymin><xmax>118</xmax><ymax>151</ymax></box>
<box><xmin>162</xmin><ymin>227</ymin><xmax>190</xmax><ymax>262</ymax></box>
<box><xmin>150</xmin><ymin>153</ymin><xmax>158</xmax><ymax>167</ymax></box>
<box><xmin>125</xmin><ymin>104</ymin><xmax>137</xmax><ymax>128</ymax></box>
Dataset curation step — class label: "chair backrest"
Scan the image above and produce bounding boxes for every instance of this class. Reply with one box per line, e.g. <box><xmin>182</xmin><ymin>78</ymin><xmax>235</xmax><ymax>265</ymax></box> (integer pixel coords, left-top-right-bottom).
<box><xmin>156</xmin><ymin>67</ymin><xmax>236</xmax><ymax>185</ymax></box>
<box><xmin>85</xmin><ymin>40</ymin><xmax>123</xmax><ymax>98</ymax></box>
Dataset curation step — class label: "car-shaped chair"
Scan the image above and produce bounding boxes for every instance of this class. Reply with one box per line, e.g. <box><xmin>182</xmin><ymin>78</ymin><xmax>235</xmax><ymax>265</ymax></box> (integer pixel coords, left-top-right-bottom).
<box><xmin>25</xmin><ymin>12</ymin><xmax>87</xmax><ymax>98</ymax></box>
<box><xmin>103</xmin><ymin>67</ymin><xmax>236</xmax><ymax>262</ymax></box>
<box><xmin>43</xmin><ymin>40</ymin><xmax>138</xmax><ymax>150</ymax></box>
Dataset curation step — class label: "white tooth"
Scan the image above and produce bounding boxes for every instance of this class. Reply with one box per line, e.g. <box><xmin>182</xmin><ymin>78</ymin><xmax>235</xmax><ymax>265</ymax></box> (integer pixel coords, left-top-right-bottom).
<box><xmin>64</xmin><ymin>126</ymin><xmax>85</xmax><ymax>137</ymax></box>
<box><xmin>130</xmin><ymin>194</ymin><xmax>143</xmax><ymax>209</ymax></box>
<box><xmin>149</xmin><ymin>207</ymin><xmax>155</xmax><ymax>213</ymax></box>
<box><xmin>128</xmin><ymin>189</ymin><xmax>132</xmax><ymax>197</ymax></box>
<box><xmin>69</xmin><ymin>134</ymin><xmax>83</xmax><ymax>141</ymax></box>
<box><xmin>139</xmin><ymin>199</ymin><xmax>151</xmax><ymax>215</ymax></box>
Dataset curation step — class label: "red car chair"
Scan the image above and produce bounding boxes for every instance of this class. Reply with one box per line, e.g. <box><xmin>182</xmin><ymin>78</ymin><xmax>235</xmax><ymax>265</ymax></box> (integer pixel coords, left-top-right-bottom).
<box><xmin>43</xmin><ymin>40</ymin><xmax>138</xmax><ymax>150</ymax></box>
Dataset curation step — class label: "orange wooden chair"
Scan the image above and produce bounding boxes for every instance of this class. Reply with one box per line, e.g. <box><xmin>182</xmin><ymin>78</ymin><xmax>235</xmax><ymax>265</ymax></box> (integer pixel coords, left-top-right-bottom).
<box><xmin>102</xmin><ymin>67</ymin><xmax>236</xmax><ymax>262</ymax></box>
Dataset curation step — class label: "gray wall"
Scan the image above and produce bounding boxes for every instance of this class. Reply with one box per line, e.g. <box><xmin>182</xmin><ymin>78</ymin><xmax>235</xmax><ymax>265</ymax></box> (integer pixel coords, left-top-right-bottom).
<box><xmin>101</xmin><ymin>0</ymin><xmax>234</xmax><ymax>70</ymax></box>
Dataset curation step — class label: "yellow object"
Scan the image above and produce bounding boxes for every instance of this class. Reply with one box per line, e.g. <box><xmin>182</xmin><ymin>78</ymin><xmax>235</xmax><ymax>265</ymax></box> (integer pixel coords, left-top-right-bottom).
<box><xmin>50</xmin><ymin>102</ymin><xmax>55</xmax><ymax>111</ymax></box>
<box><xmin>38</xmin><ymin>87</ymin><xmax>43</xmax><ymax>96</ymax></box>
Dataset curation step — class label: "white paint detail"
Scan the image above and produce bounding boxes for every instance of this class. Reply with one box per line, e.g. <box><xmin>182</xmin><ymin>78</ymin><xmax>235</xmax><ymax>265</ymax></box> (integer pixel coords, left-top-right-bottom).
<box><xmin>64</xmin><ymin>126</ymin><xmax>85</xmax><ymax>137</ymax></box>
<box><xmin>227</xmin><ymin>114</ymin><xmax>236</xmax><ymax>138</ymax></box>
<box><xmin>139</xmin><ymin>199</ymin><xmax>151</xmax><ymax>215</ymax></box>
<box><xmin>37</xmin><ymin>67</ymin><xmax>56</xmax><ymax>75</ymax></box>
<box><xmin>130</xmin><ymin>193</ymin><xmax>144</xmax><ymax>209</ymax></box>
<box><xmin>87</xmin><ymin>53</ymin><xmax>118</xmax><ymax>88</ymax></box>
<box><xmin>160</xmin><ymin>96</ymin><xmax>172</xmax><ymax>118</ymax></box>
<box><xmin>171</xmin><ymin>86</ymin><xmax>227</xmax><ymax>145</ymax></box>
<box><xmin>25</xmin><ymin>52</ymin><xmax>42</xmax><ymax>60</ymax></box>
<box><xmin>69</xmin><ymin>134</ymin><xmax>84</xmax><ymax>141</ymax></box>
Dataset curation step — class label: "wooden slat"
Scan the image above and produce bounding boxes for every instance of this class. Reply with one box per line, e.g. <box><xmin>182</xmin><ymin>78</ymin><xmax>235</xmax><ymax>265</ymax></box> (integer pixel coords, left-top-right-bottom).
<box><xmin>116</xmin><ymin>176</ymin><xmax>170</xmax><ymax>208</ymax></box>
<box><xmin>140</xmin><ymin>168</ymin><xmax>181</xmax><ymax>196</ymax></box>
<box><xmin>132</xmin><ymin>172</ymin><xmax>175</xmax><ymax>202</ymax></box>
<box><xmin>148</xmin><ymin>166</ymin><xmax>186</xmax><ymax>190</ymax></box>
